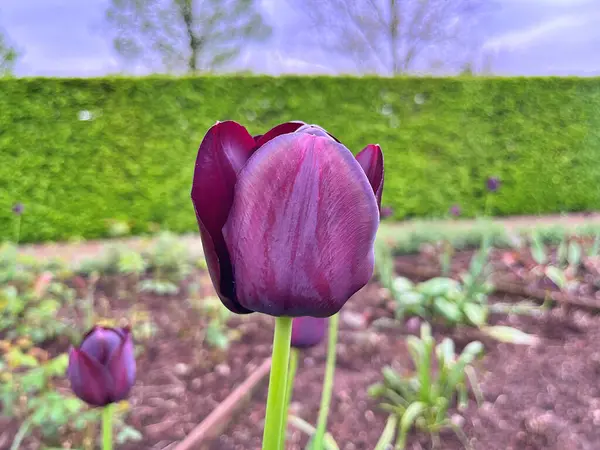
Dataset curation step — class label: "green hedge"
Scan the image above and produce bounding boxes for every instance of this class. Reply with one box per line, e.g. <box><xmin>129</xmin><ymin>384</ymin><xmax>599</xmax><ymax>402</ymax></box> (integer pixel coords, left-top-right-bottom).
<box><xmin>2</xmin><ymin>76</ymin><xmax>600</xmax><ymax>243</ymax></box>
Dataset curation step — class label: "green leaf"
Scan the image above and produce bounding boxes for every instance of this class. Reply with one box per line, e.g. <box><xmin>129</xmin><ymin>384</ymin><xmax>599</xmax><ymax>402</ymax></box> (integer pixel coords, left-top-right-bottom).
<box><xmin>480</xmin><ymin>325</ymin><xmax>539</xmax><ymax>345</ymax></box>
<box><xmin>397</xmin><ymin>402</ymin><xmax>427</xmax><ymax>449</ymax></box>
<box><xmin>417</xmin><ymin>278</ymin><xmax>460</xmax><ymax>298</ymax></box>
<box><xmin>567</xmin><ymin>241</ymin><xmax>582</xmax><ymax>267</ymax></box>
<box><xmin>374</xmin><ymin>415</ymin><xmax>397</xmax><ymax>450</ymax></box>
<box><xmin>530</xmin><ymin>232</ymin><xmax>547</xmax><ymax>265</ymax></box>
<box><xmin>392</xmin><ymin>277</ymin><xmax>414</xmax><ymax>293</ymax></box>
<box><xmin>556</xmin><ymin>234</ymin><xmax>568</xmax><ymax>266</ymax></box>
<box><xmin>544</xmin><ymin>266</ymin><xmax>566</xmax><ymax>290</ymax></box>
<box><xmin>433</xmin><ymin>297</ymin><xmax>462</xmax><ymax>323</ymax></box>
<box><xmin>463</xmin><ymin>303</ymin><xmax>487</xmax><ymax>327</ymax></box>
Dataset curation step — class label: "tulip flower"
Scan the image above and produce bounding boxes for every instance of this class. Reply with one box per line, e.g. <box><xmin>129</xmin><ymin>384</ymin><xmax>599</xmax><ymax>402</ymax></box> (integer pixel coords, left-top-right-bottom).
<box><xmin>67</xmin><ymin>326</ymin><xmax>136</xmax><ymax>407</ymax></box>
<box><xmin>449</xmin><ymin>204</ymin><xmax>461</xmax><ymax>217</ymax></box>
<box><xmin>291</xmin><ymin>316</ymin><xmax>327</xmax><ymax>349</ymax></box>
<box><xmin>381</xmin><ymin>206</ymin><xmax>393</xmax><ymax>219</ymax></box>
<box><xmin>191</xmin><ymin>120</ymin><xmax>383</xmax><ymax>318</ymax></box>
<box><xmin>12</xmin><ymin>203</ymin><xmax>24</xmax><ymax>215</ymax></box>
<box><xmin>486</xmin><ymin>176</ymin><xmax>501</xmax><ymax>193</ymax></box>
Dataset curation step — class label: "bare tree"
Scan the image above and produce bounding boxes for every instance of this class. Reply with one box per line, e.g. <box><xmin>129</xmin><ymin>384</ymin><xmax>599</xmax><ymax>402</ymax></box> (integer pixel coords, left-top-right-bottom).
<box><xmin>0</xmin><ymin>25</ymin><xmax>18</xmax><ymax>76</ymax></box>
<box><xmin>106</xmin><ymin>0</ymin><xmax>272</xmax><ymax>73</ymax></box>
<box><xmin>289</xmin><ymin>0</ymin><xmax>489</xmax><ymax>75</ymax></box>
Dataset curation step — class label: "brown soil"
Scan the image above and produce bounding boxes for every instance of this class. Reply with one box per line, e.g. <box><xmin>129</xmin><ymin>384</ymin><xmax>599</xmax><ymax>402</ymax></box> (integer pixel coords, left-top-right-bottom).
<box><xmin>215</xmin><ymin>284</ymin><xmax>600</xmax><ymax>450</ymax></box>
<box><xmin>4</xmin><ymin>251</ymin><xmax>600</xmax><ymax>450</ymax></box>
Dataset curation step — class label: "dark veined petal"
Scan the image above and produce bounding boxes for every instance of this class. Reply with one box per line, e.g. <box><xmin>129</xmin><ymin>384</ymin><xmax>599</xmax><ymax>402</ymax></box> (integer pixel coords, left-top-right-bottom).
<box><xmin>222</xmin><ymin>133</ymin><xmax>380</xmax><ymax>317</ymax></box>
<box><xmin>355</xmin><ymin>144</ymin><xmax>384</xmax><ymax>211</ymax></box>
<box><xmin>191</xmin><ymin>121</ymin><xmax>256</xmax><ymax>313</ymax></box>
<box><xmin>253</xmin><ymin>121</ymin><xmax>306</xmax><ymax>148</ymax></box>
<box><xmin>291</xmin><ymin>317</ymin><xmax>327</xmax><ymax>349</ymax></box>
<box><xmin>106</xmin><ymin>328</ymin><xmax>136</xmax><ymax>402</ymax></box>
<box><xmin>80</xmin><ymin>326</ymin><xmax>123</xmax><ymax>365</ymax></box>
<box><xmin>67</xmin><ymin>348</ymin><xmax>112</xmax><ymax>407</ymax></box>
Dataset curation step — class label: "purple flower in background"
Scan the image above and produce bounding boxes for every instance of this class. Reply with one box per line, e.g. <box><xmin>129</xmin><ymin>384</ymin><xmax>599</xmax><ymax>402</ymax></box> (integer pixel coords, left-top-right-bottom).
<box><xmin>191</xmin><ymin>121</ymin><xmax>383</xmax><ymax>317</ymax></box>
<box><xmin>381</xmin><ymin>206</ymin><xmax>393</xmax><ymax>219</ymax></box>
<box><xmin>67</xmin><ymin>326</ymin><xmax>136</xmax><ymax>407</ymax></box>
<box><xmin>486</xmin><ymin>176</ymin><xmax>501</xmax><ymax>193</ymax></box>
<box><xmin>12</xmin><ymin>203</ymin><xmax>24</xmax><ymax>215</ymax></box>
<box><xmin>449</xmin><ymin>204</ymin><xmax>461</xmax><ymax>217</ymax></box>
<box><xmin>291</xmin><ymin>317</ymin><xmax>327</xmax><ymax>349</ymax></box>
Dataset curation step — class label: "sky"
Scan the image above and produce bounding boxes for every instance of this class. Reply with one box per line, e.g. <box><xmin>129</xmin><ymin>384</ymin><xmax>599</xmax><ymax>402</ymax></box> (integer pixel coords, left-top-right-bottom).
<box><xmin>1</xmin><ymin>0</ymin><xmax>600</xmax><ymax>77</ymax></box>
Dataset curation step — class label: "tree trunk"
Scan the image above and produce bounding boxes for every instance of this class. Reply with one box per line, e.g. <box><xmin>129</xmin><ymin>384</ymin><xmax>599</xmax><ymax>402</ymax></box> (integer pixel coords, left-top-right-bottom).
<box><xmin>389</xmin><ymin>0</ymin><xmax>399</xmax><ymax>75</ymax></box>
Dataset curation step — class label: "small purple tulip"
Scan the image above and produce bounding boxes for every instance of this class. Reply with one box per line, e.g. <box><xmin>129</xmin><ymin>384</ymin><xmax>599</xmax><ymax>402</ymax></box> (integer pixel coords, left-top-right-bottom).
<box><xmin>291</xmin><ymin>317</ymin><xmax>327</xmax><ymax>349</ymax></box>
<box><xmin>191</xmin><ymin>121</ymin><xmax>383</xmax><ymax>317</ymax></box>
<box><xmin>67</xmin><ymin>326</ymin><xmax>136</xmax><ymax>407</ymax></box>
<box><xmin>449</xmin><ymin>204</ymin><xmax>461</xmax><ymax>217</ymax></box>
<box><xmin>12</xmin><ymin>203</ymin><xmax>24</xmax><ymax>215</ymax></box>
<box><xmin>381</xmin><ymin>206</ymin><xmax>393</xmax><ymax>219</ymax></box>
<box><xmin>486</xmin><ymin>177</ymin><xmax>500</xmax><ymax>193</ymax></box>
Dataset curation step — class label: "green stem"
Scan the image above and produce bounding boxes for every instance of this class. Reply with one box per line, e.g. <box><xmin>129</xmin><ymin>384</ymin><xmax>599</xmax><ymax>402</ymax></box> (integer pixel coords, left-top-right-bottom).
<box><xmin>102</xmin><ymin>403</ymin><xmax>113</xmax><ymax>450</ymax></box>
<box><xmin>13</xmin><ymin>215</ymin><xmax>21</xmax><ymax>245</ymax></box>
<box><xmin>262</xmin><ymin>316</ymin><xmax>293</xmax><ymax>450</ymax></box>
<box><xmin>279</xmin><ymin>348</ymin><xmax>299</xmax><ymax>450</ymax></box>
<box><xmin>312</xmin><ymin>313</ymin><xmax>339</xmax><ymax>450</ymax></box>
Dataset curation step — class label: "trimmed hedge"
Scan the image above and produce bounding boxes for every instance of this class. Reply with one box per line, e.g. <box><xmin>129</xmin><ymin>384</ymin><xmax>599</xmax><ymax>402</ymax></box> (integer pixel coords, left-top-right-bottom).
<box><xmin>1</xmin><ymin>76</ymin><xmax>600</xmax><ymax>243</ymax></box>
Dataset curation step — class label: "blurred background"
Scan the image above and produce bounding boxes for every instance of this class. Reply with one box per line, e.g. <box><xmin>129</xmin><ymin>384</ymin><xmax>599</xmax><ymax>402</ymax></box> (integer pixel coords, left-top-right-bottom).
<box><xmin>1</xmin><ymin>0</ymin><xmax>599</xmax><ymax>78</ymax></box>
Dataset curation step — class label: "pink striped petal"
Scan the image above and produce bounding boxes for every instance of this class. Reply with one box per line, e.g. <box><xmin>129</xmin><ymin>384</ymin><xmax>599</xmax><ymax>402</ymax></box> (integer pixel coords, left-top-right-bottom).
<box><xmin>253</xmin><ymin>121</ymin><xmax>306</xmax><ymax>148</ymax></box>
<box><xmin>223</xmin><ymin>133</ymin><xmax>379</xmax><ymax>317</ymax></box>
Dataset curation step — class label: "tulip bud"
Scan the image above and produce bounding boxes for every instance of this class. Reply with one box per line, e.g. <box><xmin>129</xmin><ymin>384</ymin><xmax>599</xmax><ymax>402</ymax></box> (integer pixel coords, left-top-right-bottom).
<box><xmin>449</xmin><ymin>204</ymin><xmax>461</xmax><ymax>217</ymax></box>
<box><xmin>67</xmin><ymin>326</ymin><xmax>136</xmax><ymax>407</ymax></box>
<box><xmin>12</xmin><ymin>203</ymin><xmax>24</xmax><ymax>215</ymax></box>
<box><xmin>486</xmin><ymin>176</ymin><xmax>501</xmax><ymax>193</ymax></box>
<box><xmin>291</xmin><ymin>317</ymin><xmax>327</xmax><ymax>349</ymax></box>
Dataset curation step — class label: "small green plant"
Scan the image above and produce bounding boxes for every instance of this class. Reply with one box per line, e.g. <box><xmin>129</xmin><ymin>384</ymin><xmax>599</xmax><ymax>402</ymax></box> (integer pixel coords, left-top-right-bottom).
<box><xmin>139</xmin><ymin>232</ymin><xmax>192</xmax><ymax>295</ymax></box>
<box><xmin>189</xmin><ymin>294</ymin><xmax>235</xmax><ymax>350</ymax></box>
<box><xmin>368</xmin><ymin>322</ymin><xmax>483</xmax><ymax>449</ymax></box>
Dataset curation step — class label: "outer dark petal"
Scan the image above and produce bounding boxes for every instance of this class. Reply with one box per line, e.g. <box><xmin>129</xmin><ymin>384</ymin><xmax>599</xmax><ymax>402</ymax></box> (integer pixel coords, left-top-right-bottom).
<box><xmin>67</xmin><ymin>348</ymin><xmax>111</xmax><ymax>407</ymax></box>
<box><xmin>191</xmin><ymin>121</ymin><xmax>256</xmax><ymax>313</ymax></box>
<box><xmin>80</xmin><ymin>327</ymin><xmax>123</xmax><ymax>365</ymax></box>
<box><xmin>291</xmin><ymin>317</ymin><xmax>327</xmax><ymax>349</ymax></box>
<box><xmin>222</xmin><ymin>133</ymin><xmax>379</xmax><ymax>317</ymax></box>
<box><xmin>355</xmin><ymin>144</ymin><xmax>384</xmax><ymax>211</ymax></box>
<box><xmin>107</xmin><ymin>328</ymin><xmax>136</xmax><ymax>402</ymax></box>
<box><xmin>253</xmin><ymin>121</ymin><xmax>306</xmax><ymax>148</ymax></box>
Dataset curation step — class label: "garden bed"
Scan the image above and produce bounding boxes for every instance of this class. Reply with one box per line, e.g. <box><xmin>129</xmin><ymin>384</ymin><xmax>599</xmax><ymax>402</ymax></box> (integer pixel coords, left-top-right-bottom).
<box><xmin>4</xmin><ymin>234</ymin><xmax>600</xmax><ymax>450</ymax></box>
<box><xmin>214</xmin><ymin>282</ymin><xmax>600</xmax><ymax>450</ymax></box>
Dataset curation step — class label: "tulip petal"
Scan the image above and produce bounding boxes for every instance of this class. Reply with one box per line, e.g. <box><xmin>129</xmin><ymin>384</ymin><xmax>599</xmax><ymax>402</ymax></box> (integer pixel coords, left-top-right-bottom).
<box><xmin>191</xmin><ymin>121</ymin><xmax>256</xmax><ymax>313</ymax></box>
<box><xmin>295</xmin><ymin>124</ymin><xmax>341</xmax><ymax>143</ymax></box>
<box><xmin>223</xmin><ymin>133</ymin><xmax>379</xmax><ymax>317</ymax></box>
<box><xmin>253</xmin><ymin>121</ymin><xmax>306</xmax><ymax>148</ymax></box>
<box><xmin>107</xmin><ymin>329</ymin><xmax>136</xmax><ymax>402</ymax></box>
<box><xmin>355</xmin><ymin>144</ymin><xmax>384</xmax><ymax>211</ymax></box>
<box><xmin>67</xmin><ymin>348</ymin><xmax>111</xmax><ymax>407</ymax></box>
<box><xmin>291</xmin><ymin>317</ymin><xmax>327</xmax><ymax>349</ymax></box>
<box><xmin>80</xmin><ymin>327</ymin><xmax>123</xmax><ymax>365</ymax></box>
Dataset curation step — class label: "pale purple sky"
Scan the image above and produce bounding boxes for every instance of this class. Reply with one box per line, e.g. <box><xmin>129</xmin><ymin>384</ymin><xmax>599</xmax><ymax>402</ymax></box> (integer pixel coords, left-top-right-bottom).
<box><xmin>1</xmin><ymin>0</ymin><xmax>599</xmax><ymax>77</ymax></box>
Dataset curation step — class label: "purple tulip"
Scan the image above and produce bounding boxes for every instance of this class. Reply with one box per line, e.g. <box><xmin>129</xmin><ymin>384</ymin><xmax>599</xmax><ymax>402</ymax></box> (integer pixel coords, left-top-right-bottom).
<box><xmin>449</xmin><ymin>204</ymin><xmax>461</xmax><ymax>217</ymax></box>
<box><xmin>291</xmin><ymin>317</ymin><xmax>327</xmax><ymax>349</ymax></box>
<box><xmin>486</xmin><ymin>176</ymin><xmax>501</xmax><ymax>193</ymax></box>
<box><xmin>191</xmin><ymin>121</ymin><xmax>383</xmax><ymax>317</ymax></box>
<box><xmin>381</xmin><ymin>206</ymin><xmax>393</xmax><ymax>219</ymax></box>
<box><xmin>12</xmin><ymin>203</ymin><xmax>24</xmax><ymax>215</ymax></box>
<box><xmin>67</xmin><ymin>326</ymin><xmax>136</xmax><ymax>407</ymax></box>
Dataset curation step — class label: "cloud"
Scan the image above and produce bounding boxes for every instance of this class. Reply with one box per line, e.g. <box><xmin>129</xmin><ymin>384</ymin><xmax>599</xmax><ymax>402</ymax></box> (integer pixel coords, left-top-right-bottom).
<box><xmin>484</xmin><ymin>14</ymin><xmax>594</xmax><ymax>51</ymax></box>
